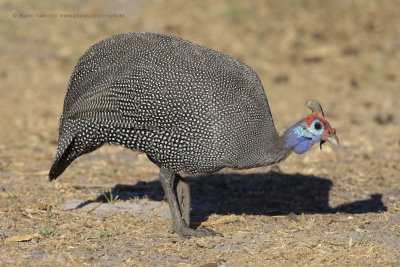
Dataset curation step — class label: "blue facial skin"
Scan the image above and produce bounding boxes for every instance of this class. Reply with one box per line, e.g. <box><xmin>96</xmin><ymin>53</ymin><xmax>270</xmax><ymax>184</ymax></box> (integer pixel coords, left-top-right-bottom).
<box><xmin>284</xmin><ymin>120</ymin><xmax>324</xmax><ymax>154</ymax></box>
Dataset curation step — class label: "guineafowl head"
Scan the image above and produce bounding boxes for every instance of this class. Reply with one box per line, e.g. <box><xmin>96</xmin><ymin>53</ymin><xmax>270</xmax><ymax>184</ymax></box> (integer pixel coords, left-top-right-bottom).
<box><xmin>283</xmin><ymin>100</ymin><xmax>339</xmax><ymax>154</ymax></box>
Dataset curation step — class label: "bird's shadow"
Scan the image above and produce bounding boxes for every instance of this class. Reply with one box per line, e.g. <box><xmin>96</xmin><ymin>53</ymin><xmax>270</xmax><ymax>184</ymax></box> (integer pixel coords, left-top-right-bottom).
<box><xmin>83</xmin><ymin>171</ymin><xmax>387</xmax><ymax>222</ymax></box>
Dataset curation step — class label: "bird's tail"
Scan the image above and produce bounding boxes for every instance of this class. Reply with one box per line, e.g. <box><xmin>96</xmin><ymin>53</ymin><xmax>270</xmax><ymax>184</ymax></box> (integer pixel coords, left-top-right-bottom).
<box><xmin>49</xmin><ymin>133</ymin><xmax>77</xmax><ymax>181</ymax></box>
<box><xmin>49</xmin><ymin>119</ymin><xmax>105</xmax><ymax>181</ymax></box>
<box><xmin>49</xmin><ymin>119</ymin><xmax>82</xmax><ymax>181</ymax></box>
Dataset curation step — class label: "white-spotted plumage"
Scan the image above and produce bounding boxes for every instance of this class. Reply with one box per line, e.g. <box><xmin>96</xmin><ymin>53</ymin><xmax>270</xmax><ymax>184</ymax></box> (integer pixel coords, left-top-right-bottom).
<box><xmin>50</xmin><ymin>32</ymin><xmax>288</xmax><ymax>180</ymax></box>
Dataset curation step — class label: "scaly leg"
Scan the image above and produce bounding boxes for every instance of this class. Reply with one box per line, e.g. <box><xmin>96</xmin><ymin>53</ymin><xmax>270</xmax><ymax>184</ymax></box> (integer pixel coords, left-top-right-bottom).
<box><xmin>175</xmin><ymin>174</ymin><xmax>191</xmax><ymax>228</ymax></box>
<box><xmin>159</xmin><ymin>168</ymin><xmax>221</xmax><ymax>238</ymax></box>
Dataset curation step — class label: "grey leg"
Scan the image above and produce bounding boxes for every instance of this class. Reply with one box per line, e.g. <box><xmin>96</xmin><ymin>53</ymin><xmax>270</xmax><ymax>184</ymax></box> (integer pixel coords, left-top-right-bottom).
<box><xmin>176</xmin><ymin>174</ymin><xmax>190</xmax><ymax>227</ymax></box>
<box><xmin>159</xmin><ymin>168</ymin><xmax>222</xmax><ymax>238</ymax></box>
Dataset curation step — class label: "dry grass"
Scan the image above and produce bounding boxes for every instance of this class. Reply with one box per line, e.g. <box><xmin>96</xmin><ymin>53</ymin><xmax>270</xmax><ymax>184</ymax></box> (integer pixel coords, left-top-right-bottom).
<box><xmin>0</xmin><ymin>0</ymin><xmax>399</xmax><ymax>266</ymax></box>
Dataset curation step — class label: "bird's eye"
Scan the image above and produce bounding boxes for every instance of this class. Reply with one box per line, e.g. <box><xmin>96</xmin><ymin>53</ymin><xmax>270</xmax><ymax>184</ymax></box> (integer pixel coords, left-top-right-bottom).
<box><xmin>314</xmin><ymin>122</ymin><xmax>322</xmax><ymax>130</ymax></box>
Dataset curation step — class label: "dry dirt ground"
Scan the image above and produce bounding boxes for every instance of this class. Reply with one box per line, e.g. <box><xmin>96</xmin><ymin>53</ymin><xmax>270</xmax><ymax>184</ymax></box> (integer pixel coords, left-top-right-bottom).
<box><xmin>0</xmin><ymin>0</ymin><xmax>399</xmax><ymax>266</ymax></box>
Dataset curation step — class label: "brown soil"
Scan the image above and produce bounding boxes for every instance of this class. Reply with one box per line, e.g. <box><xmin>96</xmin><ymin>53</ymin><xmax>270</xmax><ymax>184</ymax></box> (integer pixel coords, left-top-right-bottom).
<box><xmin>0</xmin><ymin>0</ymin><xmax>399</xmax><ymax>266</ymax></box>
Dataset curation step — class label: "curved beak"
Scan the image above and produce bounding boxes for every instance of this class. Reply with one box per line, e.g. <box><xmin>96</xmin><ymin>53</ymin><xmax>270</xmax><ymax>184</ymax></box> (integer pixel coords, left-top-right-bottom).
<box><xmin>327</xmin><ymin>134</ymin><xmax>339</xmax><ymax>146</ymax></box>
<box><xmin>320</xmin><ymin>134</ymin><xmax>339</xmax><ymax>150</ymax></box>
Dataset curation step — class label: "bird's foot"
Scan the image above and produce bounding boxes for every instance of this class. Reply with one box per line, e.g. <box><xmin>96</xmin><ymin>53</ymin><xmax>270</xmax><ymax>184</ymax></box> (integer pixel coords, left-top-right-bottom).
<box><xmin>170</xmin><ymin>226</ymin><xmax>223</xmax><ymax>238</ymax></box>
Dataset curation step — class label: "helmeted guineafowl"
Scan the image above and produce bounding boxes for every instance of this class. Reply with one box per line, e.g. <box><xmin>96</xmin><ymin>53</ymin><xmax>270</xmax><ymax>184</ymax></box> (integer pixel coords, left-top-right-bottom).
<box><xmin>49</xmin><ymin>32</ymin><xmax>339</xmax><ymax>238</ymax></box>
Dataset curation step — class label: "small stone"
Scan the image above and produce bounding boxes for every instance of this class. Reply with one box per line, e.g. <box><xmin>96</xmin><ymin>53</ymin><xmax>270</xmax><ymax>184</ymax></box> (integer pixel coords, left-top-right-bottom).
<box><xmin>273</xmin><ymin>74</ymin><xmax>289</xmax><ymax>83</ymax></box>
<box><xmin>373</xmin><ymin>113</ymin><xmax>394</xmax><ymax>125</ymax></box>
